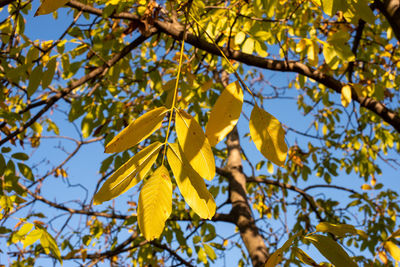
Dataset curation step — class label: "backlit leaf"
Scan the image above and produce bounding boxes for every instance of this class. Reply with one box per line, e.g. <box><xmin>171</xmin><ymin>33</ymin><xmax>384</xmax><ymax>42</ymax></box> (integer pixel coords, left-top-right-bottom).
<box><xmin>18</xmin><ymin>163</ymin><xmax>34</xmax><ymax>181</ymax></box>
<box><xmin>206</xmin><ymin>81</ymin><xmax>243</xmax><ymax>146</ymax></box>
<box><xmin>341</xmin><ymin>85</ymin><xmax>352</xmax><ymax>107</ymax></box>
<box><xmin>235</xmin><ymin>32</ymin><xmax>246</xmax><ymax>45</ymax></box>
<box><xmin>242</xmin><ymin>38</ymin><xmax>254</xmax><ymax>54</ymax></box>
<box><xmin>384</xmin><ymin>241</ymin><xmax>400</xmax><ymax>261</ymax></box>
<box><xmin>94</xmin><ymin>142</ymin><xmax>162</xmax><ymax>205</ymax></box>
<box><xmin>249</xmin><ymin>105</ymin><xmax>287</xmax><ymax>166</ymax></box>
<box><xmin>305</xmin><ymin>235</ymin><xmax>357</xmax><ymax>267</ymax></box>
<box><xmin>38</xmin><ymin>226</ymin><xmax>62</xmax><ymax>263</ymax></box>
<box><xmin>138</xmin><ymin>165</ymin><xmax>172</xmax><ymax>241</ymax></box>
<box><xmin>167</xmin><ymin>143</ymin><xmax>216</xmax><ymax>219</ymax></box>
<box><xmin>105</xmin><ymin>107</ymin><xmax>167</xmax><ymax>153</ymax></box>
<box><xmin>175</xmin><ymin>109</ymin><xmax>215</xmax><ymax>180</ymax></box>
<box><xmin>35</xmin><ymin>0</ymin><xmax>70</xmax><ymax>16</ymax></box>
<box><xmin>22</xmin><ymin>229</ymin><xmax>42</xmax><ymax>248</ymax></box>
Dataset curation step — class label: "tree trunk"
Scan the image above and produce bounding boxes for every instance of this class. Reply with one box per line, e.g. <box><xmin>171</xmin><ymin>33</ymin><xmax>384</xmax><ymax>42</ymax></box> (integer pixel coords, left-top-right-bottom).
<box><xmin>226</xmin><ymin>127</ymin><xmax>269</xmax><ymax>267</ymax></box>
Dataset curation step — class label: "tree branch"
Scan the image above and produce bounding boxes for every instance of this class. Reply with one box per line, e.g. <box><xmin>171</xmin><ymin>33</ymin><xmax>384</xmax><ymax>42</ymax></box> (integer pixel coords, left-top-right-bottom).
<box><xmin>66</xmin><ymin>0</ymin><xmax>400</xmax><ymax>134</ymax></box>
<box><xmin>375</xmin><ymin>0</ymin><xmax>400</xmax><ymax>42</ymax></box>
<box><xmin>0</xmin><ymin>33</ymin><xmax>154</xmax><ymax>147</ymax></box>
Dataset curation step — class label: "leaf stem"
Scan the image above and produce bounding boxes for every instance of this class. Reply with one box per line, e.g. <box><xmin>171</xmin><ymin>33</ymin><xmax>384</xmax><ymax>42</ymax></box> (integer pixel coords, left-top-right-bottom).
<box><xmin>162</xmin><ymin>40</ymin><xmax>186</xmax><ymax>165</ymax></box>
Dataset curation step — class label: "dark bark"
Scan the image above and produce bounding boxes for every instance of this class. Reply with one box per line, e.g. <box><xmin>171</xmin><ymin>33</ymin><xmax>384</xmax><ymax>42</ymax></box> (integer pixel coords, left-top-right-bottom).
<box><xmin>375</xmin><ymin>0</ymin><xmax>400</xmax><ymax>42</ymax></box>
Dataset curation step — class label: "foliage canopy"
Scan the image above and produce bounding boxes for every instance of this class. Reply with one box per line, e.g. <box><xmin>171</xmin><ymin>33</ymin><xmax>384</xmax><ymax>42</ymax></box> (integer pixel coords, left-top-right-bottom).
<box><xmin>1</xmin><ymin>0</ymin><xmax>400</xmax><ymax>266</ymax></box>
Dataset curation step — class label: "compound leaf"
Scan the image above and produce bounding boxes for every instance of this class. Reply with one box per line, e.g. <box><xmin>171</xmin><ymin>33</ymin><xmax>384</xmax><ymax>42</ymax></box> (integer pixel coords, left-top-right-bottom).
<box><xmin>138</xmin><ymin>165</ymin><xmax>172</xmax><ymax>241</ymax></box>
<box><xmin>94</xmin><ymin>142</ymin><xmax>162</xmax><ymax>205</ymax></box>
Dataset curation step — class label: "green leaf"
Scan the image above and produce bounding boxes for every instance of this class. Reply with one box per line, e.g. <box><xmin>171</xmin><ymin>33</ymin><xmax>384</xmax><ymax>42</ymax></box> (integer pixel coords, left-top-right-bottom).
<box><xmin>27</xmin><ymin>65</ymin><xmax>43</xmax><ymax>97</ymax></box>
<box><xmin>304</xmin><ymin>235</ymin><xmax>357</xmax><ymax>267</ymax></box>
<box><xmin>35</xmin><ymin>0</ymin><xmax>70</xmax><ymax>16</ymax></box>
<box><xmin>249</xmin><ymin>105</ymin><xmax>288</xmax><ymax>166</ymax></box>
<box><xmin>138</xmin><ymin>165</ymin><xmax>172</xmax><ymax>241</ymax></box>
<box><xmin>316</xmin><ymin>222</ymin><xmax>366</xmax><ymax>238</ymax></box>
<box><xmin>321</xmin><ymin>0</ymin><xmax>348</xmax><ymax>16</ymax></box>
<box><xmin>175</xmin><ymin>109</ymin><xmax>215</xmax><ymax>180</ymax></box>
<box><xmin>205</xmin><ymin>81</ymin><xmax>243</xmax><ymax>146</ymax></box>
<box><xmin>0</xmin><ymin>154</ymin><xmax>5</xmax><ymax>176</ymax></box>
<box><xmin>105</xmin><ymin>107</ymin><xmax>167</xmax><ymax>153</ymax></box>
<box><xmin>18</xmin><ymin>162</ymin><xmax>34</xmax><ymax>181</ymax></box>
<box><xmin>167</xmin><ymin>143</ymin><xmax>216</xmax><ymax>219</ymax></box>
<box><xmin>12</xmin><ymin>152</ymin><xmax>29</xmax><ymax>161</ymax></box>
<box><xmin>94</xmin><ymin>142</ymin><xmax>163</xmax><ymax>205</ymax></box>
<box><xmin>41</xmin><ymin>57</ymin><xmax>57</xmax><ymax>88</ymax></box>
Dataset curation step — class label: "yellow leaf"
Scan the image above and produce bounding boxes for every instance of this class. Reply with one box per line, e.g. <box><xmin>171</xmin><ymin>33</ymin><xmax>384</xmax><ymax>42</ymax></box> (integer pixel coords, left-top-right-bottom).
<box><xmin>94</xmin><ymin>142</ymin><xmax>162</xmax><ymax>205</ymax></box>
<box><xmin>235</xmin><ymin>32</ymin><xmax>246</xmax><ymax>45</ymax></box>
<box><xmin>105</xmin><ymin>107</ymin><xmax>167</xmax><ymax>153</ymax></box>
<box><xmin>205</xmin><ymin>81</ymin><xmax>243</xmax><ymax>146</ymax></box>
<box><xmin>305</xmin><ymin>235</ymin><xmax>357</xmax><ymax>267</ymax></box>
<box><xmin>249</xmin><ymin>105</ymin><xmax>288</xmax><ymax>166</ymax></box>
<box><xmin>384</xmin><ymin>241</ymin><xmax>400</xmax><ymax>261</ymax></box>
<box><xmin>138</xmin><ymin>166</ymin><xmax>172</xmax><ymax>241</ymax></box>
<box><xmin>175</xmin><ymin>109</ymin><xmax>215</xmax><ymax>180</ymax></box>
<box><xmin>292</xmin><ymin>247</ymin><xmax>318</xmax><ymax>266</ymax></box>
<box><xmin>35</xmin><ymin>0</ymin><xmax>70</xmax><ymax>16</ymax></box>
<box><xmin>341</xmin><ymin>85</ymin><xmax>352</xmax><ymax>107</ymax></box>
<box><xmin>361</xmin><ymin>184</ymin><xmax>372</xmax><ymax>190</ymax></box>
<box><xmin>242</xmin><ymin>38</ymin><xmax>254</xmax><ymax>54</ymax></box>
<box><xmin>167</xmin><ymin>143</ymin><xmax>216</xmax><ymax>219</ymax></box>
<box><xmin>378</xmin><ymin>251</ymin><xmax>388</xmax><ymax>264</ymax></box>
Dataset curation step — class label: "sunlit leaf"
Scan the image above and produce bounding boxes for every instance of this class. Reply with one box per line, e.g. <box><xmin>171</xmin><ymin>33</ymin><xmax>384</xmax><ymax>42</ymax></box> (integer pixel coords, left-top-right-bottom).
<box><xmin>35</xmin><ymin>0</ymin><xmax>70</xmax><ymax>16</ymax></box>
<box><xmin>167</xmin><ymin>143</ymin><xmax>216</xmax><ymax>219</ymax></box>
<box><xmin>384</xmin><ymin>241</ymin><xmax>400</xmax><ymax>261</ymax></box>
<box><xmin>205</xmin><ymin>81</ymin><xmax>243</xmax><ymax>146</ymax></box>
<box><xmin>94</xmin><ymin>142</ymin><xmax>163</xmax><ymax>205</ymax></box>
<box><xmin>175</xmin><ymin>109</ymin><xmax>215</xmax><ymax>180</ymax></box>
<box><xmin>22</xmin><ymin>229</ymin><xmax>42</xmax><ymax>248</ymax></box>
<box><xmin>235</xmin><ymin>32</ymin><xmax>246</xmax><ymax>45</ymax></box>
<box><xmin>38</xmin><ymin>226</ymin><xmax>62</xmax><ymax>263</ymax></box>
<box><xmin>249</xmin><ymin>105</ymin><xmax>287</xmax><ymax>166</ymax></box>
<box><xmin>305</xmin><ymin>235</ymin><xmax>357</xmax><ymax>267</ymax></box>
<box><xmin>242</xmin><ymin>38</ymin><xmax>254</xmax><ymax>54</ymax></box>
<box><xmin>105</xmin><ymin>107</ymin><xmax>167</xmax><ymax>153</ymax></box>
<box><xmin>341</xmin><ymin>85</ymin><xmax>352</xmax><ymax>107</ymax></box>
<box><xmin>138</xmin><ymin>165</ymin><xmax>172</xmax><ymax>241</ymax></box>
